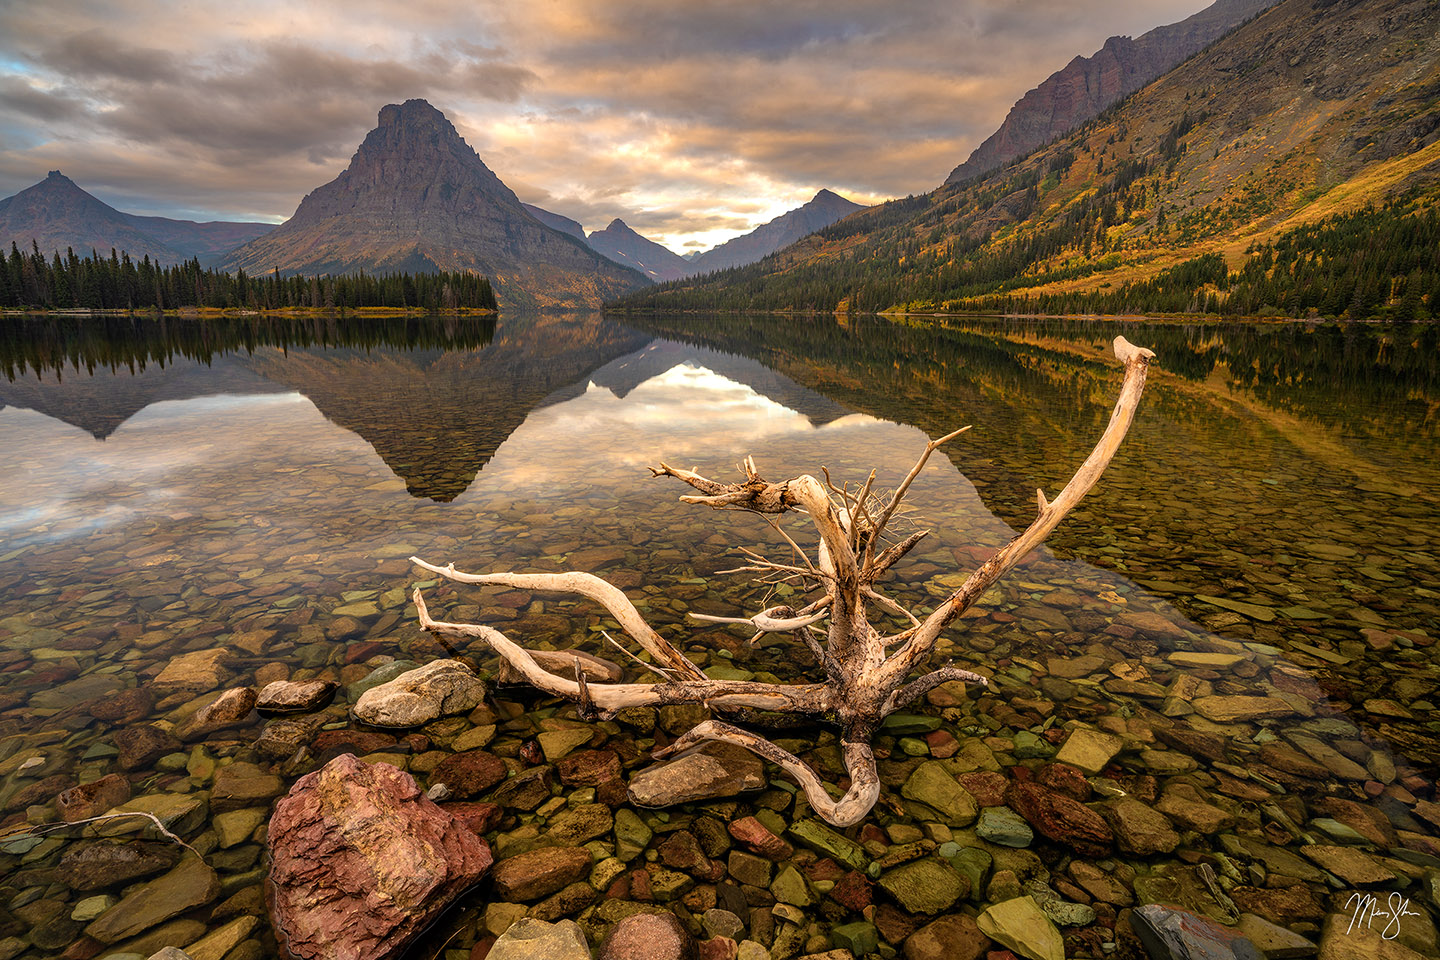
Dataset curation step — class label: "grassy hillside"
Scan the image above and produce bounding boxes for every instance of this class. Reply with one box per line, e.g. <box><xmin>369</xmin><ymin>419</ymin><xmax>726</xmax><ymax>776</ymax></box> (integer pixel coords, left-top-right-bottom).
<box><xmin>615</xmin><ymin>0</ymin><xmax>1440</xmax><ymax>319</ymax></box>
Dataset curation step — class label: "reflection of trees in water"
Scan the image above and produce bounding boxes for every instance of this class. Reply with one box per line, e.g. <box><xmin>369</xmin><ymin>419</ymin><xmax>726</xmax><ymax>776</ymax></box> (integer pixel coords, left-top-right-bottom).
<box><xmin>0</xmin><ymin>313</ymin><xmax>497</xmax><ymax>382</ymax></box>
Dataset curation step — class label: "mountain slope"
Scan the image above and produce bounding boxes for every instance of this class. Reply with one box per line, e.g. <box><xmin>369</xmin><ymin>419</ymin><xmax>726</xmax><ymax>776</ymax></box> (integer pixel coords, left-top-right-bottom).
<box><xmin>0</xmin><ymin>171</ymin><xmax>273</xmax><ymax>265</ymax></box>
<box><xmin>687</xmin><ymin>190</ymin><xmax>867</xmax><ymax>275</ymax></box>
<box><xmin>616</xmin><ymin>0</ymin><xmax>1440</xmax><ymax>318</ymax></box>
<box><xmin>219</xmin><ymin>100</ymin><xmax>647</xmax><ymax>308</ymax></box>
<box><xmin>947</xmin><ymin>0</ymin><xmax>1276</xmax><ymax>184</ymax></box>
<box><xmin>521</xmin><ymin>203</ymin><xmax>587</xmax><ymax>242</ymax></box>
<box><xmin>586</xmin><ymin>219</ymin><xmax>691</xmax><ymax>282</ymax></box>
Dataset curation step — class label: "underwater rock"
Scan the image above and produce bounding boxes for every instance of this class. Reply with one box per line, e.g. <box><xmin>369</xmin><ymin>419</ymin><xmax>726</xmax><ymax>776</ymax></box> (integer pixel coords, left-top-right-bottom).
<box><xmin>351</xmin><ymin>659</ymin><xmax>485</xmax><ymax>728</ymax></box>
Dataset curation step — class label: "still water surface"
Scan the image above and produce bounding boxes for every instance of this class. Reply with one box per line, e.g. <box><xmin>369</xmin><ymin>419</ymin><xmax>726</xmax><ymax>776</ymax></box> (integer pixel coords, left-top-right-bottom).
<box><xmin>0</xmin><ymin>313</ymin><xmax>1437</xmax><ymax>957</ymax></box>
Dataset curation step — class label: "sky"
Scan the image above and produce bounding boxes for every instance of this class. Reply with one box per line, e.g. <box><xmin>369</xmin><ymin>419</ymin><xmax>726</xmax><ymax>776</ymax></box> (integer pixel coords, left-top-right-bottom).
<box><xmin>0</xmin><ymin>0</ymin><xmax>1210</xmax><ymax>253</ymax></box>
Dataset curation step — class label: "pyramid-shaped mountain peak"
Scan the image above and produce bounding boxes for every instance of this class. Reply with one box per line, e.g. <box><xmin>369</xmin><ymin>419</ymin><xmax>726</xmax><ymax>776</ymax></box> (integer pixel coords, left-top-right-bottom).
<box><xmin>219</xmin><ymin>101</ymin><xmax>646</xmax><ymax>307</ymax></box>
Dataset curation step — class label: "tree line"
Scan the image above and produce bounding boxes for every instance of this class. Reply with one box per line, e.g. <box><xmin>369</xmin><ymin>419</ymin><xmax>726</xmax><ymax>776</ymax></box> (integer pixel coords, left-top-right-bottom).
<box><xmin>1</xmin><ymin>243</ymin><xmax>498</xmax><ymax>312</ymax></box>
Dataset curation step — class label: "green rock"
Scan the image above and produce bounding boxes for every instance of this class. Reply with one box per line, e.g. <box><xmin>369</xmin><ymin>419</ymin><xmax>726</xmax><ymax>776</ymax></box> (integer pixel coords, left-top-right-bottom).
<box><xmin>347</xmin><ymin>660</ymin><xmax>419</xmax><ymax>701</ymax></box>
<box><xmin>84</xmin><ymin>857</ymin><xmax>219</xmax><ymax>943</ymax></box>
<box><xmin>70</xmin><ymin>894</ymin><xmax>117</xmax><ymax>922</ymax></box>
<box><xmin>537</xmin><ymin>728</ymin><xmax>593</xmax><ymax>762</ymax></box>
<box><xmin>1011</xmin><ymin>731</ymin><xmax>1053</xmax><ymax>759</ymax></box>
<box><xmin>95</xmin><ymin>794</ymin><xmax>207</xmax><ymax>838</ymax></box>
<box><xmin>878</xmin><ymin>859</ymin><xmax>966</xmax><ymax>914</ymax></box>
<box><xmin>976</xmin><ymin>807</ymin><xmax>1033</xmax><ymax>847</ymax></box>
<box><xmin>213</xmin><ymin>808</ymin><xmax>266</xmax><ymax>849</ymax></box>
<box><xmin>899</xmin><ymin>737</ymin><xmax>931</xmax><ymax>756</ymax></box>
<box><xmin>831</xmin><ymin>921</ymin><xmax>879</xmax><ymax>956</ymax></box>
<box><xmin>977</xmin><ymin>896</ymin><xmax>1064</xmax><ymax>960</ymax></box>
<box><xmin>946</xmin><ymin>846</ymin><xmax>992</xmax><ymax>901</ymax></box>
<box><xmin>882</xmin><ymin>714</ymin><xmax>942</xmax><ymax>735</ymax></box>
<box><xmin>770</xmin><ymin>864</ymin><xmax>812</xmax><ymax>907</ymax></box>
<box><xmin>1053</xmin><ymin>727</ymin><xmax>1123</xmax><ymax>774</ymax></box>
<box><xmin>788</xmin><ymin>819</ymin><xmax>869</xmax><ymax>871</ymax></box>
<box><xmin>901</xmin><ymin>762</ymin><xmax>978</xmax><ymax>826</ymax></box>
<box><xmin>612</xmin><ymin>809</ymin><xmax>652</xmax><ymax>862</ymax></box>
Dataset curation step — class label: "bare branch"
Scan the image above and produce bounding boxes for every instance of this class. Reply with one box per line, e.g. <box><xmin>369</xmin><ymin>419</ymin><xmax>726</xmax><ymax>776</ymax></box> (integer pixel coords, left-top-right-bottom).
<box><xmin>885</xmin><ymin>664</ymin><xmax>989</xmax><ymax>713</ymax></box>
<box><xmin>410</xmin><ymin>558</ymin><xmax>706</xmax><ymax>682</ymax></box>
<box><xmin>866</xmin><ymin>530</ymin><xmax>930</xmax><ymax>581</ymax></box>
<box><xmin>866</xmin><ymin>425</ymin><xmax>971</xmax><ymax>565</ymax></box>
<box><xmin>878</xmin><ymin>336</ymin><xmax>1154</xmax><ymax>689</ymax></box>
<box><xmin>646</xmin><ymin>720</ymin><xmax>881</xmax><ymax>828</ymax></box>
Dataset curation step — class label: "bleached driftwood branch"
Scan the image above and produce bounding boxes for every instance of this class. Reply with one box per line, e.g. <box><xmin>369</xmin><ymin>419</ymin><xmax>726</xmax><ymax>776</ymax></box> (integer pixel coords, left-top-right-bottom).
<box><xmin>411</xmin><ymin>336</ymin><xmax>1155</xmax><ymax>826</ymax></box>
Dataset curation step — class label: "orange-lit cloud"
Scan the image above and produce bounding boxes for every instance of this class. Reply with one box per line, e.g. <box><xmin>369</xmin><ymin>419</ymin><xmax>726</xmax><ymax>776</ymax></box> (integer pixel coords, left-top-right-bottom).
<box><xmin>0</xmin><ymin>0</ymin><xmax>1210</xmax><ymax>251</ymax></box>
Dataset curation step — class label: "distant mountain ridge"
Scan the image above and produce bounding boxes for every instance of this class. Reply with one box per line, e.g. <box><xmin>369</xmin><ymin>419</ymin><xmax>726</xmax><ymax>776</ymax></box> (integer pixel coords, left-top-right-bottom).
<box><xmin>946</xmin><ymin>0</ymin><xmax>1276</xmax><ymax>184</ymax></box>
<box><xmin>0</xmin><ymin>171</ymin><xmax>273</xmax><ymax>265</ymax></box>
<box><xmin>687</xmin><ymin>190</ymin><xmax>866</xmax><ymax>275</ymax></box>
<box><xmin>586</xmin><ymin>219</ymin><xmax>692</xmax><ymax>282</ymax></box>
<box><xmin>219</xmin><ymin>99</ymin><xmax>646</xmax><ymax>308</ymax></box>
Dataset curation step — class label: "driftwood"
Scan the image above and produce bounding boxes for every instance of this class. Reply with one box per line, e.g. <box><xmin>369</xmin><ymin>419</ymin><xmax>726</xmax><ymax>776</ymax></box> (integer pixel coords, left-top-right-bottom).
<box><xmin>412</xmin><ymin>336</ymin><xmax>1155</xmax><ymax>826</ymax></box>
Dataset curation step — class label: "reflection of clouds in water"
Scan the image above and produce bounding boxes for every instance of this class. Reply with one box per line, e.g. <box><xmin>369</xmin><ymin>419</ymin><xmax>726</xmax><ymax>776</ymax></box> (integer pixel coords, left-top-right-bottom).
<box><xmin>498</xmin><ymin>363</ymin><xmax>888</xmax><ymax>479</ymax></box>
<box><xmin>0</xmin><ymin>392</ymin><xmax>320</xmax><ymax>543</ymax></box>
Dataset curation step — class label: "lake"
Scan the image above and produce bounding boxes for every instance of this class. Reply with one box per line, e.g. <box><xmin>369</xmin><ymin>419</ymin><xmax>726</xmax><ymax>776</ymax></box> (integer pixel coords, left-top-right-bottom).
<box><xmin>0</xmin><ymin>312</ymin><xmax>1437</xmax><ymax>958</ymax></box>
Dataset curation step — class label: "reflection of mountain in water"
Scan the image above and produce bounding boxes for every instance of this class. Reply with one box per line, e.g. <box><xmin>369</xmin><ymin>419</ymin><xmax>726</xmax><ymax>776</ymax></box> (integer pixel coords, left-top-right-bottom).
<box><xmin>242</xmin><ymin>316</ymin><xmax>653</xmax><ymax>501</ymax></box>
<box><xmin>0</xmin><ymin>359</ymin><xmax>283</xmax><ymax>439</ymax></box>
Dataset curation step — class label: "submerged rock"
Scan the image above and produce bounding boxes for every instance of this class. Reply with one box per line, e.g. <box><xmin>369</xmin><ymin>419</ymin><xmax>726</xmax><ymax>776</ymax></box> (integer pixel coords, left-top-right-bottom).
<box><xmin>175</xmin><ymin>686</ymin><xmax>258</xmax><ymax>740</ymax></box>
<box><xmin>256</xmin><ymin>679</ymin><xmax>337</xmax><ymax>714</ymax></box>
<box><xmin>598</xmin><ymin>912</ymin><xmax>698</xmax><ymax>960</ymax></box>
<box><xmin>351</xmin><ymin>659</ymin><xmax>485</xmax><ymax>728</ymax></box>
<box><xmin>83</xmin><ymin>856</ymin><xmax>219</xmax><ymax>944</ymax></box>
<box><xmin>628</xmin><ymin>744</ymin><xmax>765</xmax><ymax>807</ymax></box>
<box><xmin>268</xmin><ymin>753</ymin><xmax>492</xmax><ymax>960</ymax></box>
<box><xmin>1131</xmin><ymin>904</ymin><xmax>1263</xmax><ymax>960</ymax></box>
<box><xmin>488</xmin><ymin>917</ymin><xmax>591</xmax><ymax>960</ymax></box>
<box><xmin>976</xmin><ymin>896</ymin><xmax>1064</xmax><ymax>960</ymax></box>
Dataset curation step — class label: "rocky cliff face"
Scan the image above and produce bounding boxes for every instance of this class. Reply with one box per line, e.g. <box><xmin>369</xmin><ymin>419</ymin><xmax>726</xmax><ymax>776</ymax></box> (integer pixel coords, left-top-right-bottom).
<box><xmin>220</xmin><ymin>100</ymin><xmax>646</xmax><ymax>307</ymax></box>
<box><xmin>586</xmin><ymin>219</ymin><xmax>690</xmax><ymax>282</ymax></box>
<box><xmin>0</xmin><ymin>171</ymin><xmax>272</xmax><ymax>265</ymax></box>
<box><xmin>688</xmin><ymin>189</ymin><xmax>865</xmax><ymax>275</ymax></box>
<box><xmin>946</xmin><ymin>0</ymin><xmax>1275</xmax><ymax>184</ymax></box>
<box><xmin>521</xmin><ymin>203</ymin><xmax>587</xmax><ymax>242</ymax></box>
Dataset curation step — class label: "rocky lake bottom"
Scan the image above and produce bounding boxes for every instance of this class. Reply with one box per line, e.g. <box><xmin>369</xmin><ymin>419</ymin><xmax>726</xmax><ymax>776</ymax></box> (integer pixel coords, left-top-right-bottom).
<box><xmin>0</xmin><ymin>313</ymin><xmax>1436</xmax><ymax>960</ymax></box>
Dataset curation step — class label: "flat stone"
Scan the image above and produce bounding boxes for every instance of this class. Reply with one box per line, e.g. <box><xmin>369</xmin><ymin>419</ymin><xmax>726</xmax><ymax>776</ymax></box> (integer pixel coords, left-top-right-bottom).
<box><xmin>976</xmin><ymin>806</ymin><xmax>1033</xmax><ymax>847</ymax></box>
<box><xmin>903</xmin><ymin>914</ymin><xmax>990</xmax><ymax>960</ymax></box>
<box><xmin>900</xmin><ymin>762</ymin><xmax>978</xmax><ymax>826</ymax></box>
<box><xmin>1167</xmin><ymin>651</ymin><xmax>1248</xmax><ymax>670</ymax></box>
<box><xmin>352</xmin><ymin>659</ymin><xmax>485</xmax><ymax>728</ymax></box>
<box><xmin>1006</xmin><ymin>781</ymin><xmax>1112</xmax><ymax>857</ymax></box>
<box><xmin>56</xmin><ymin>773</ymin><xmax>132</xmax><ymax>823</ymax></box>
<box><xmin>489</xmin><ymin>918</ymin><xmax>591</xmax><ymax>960</ymax></box>
<box><xmin>211</xmin><ymin>761</ymin><xmax>283</xmax><ymax>811</ymax></box>
<box><xmin>538</xmin><ymin>727</ymin><xmax>594</xmax><ymax>762</ymax></box>
<box><xmin>1101</xmin><ymin>798</ymin><xmax>1179</xmax><ymax>856</ymax></box>
<box><xmin>1195</xmin><ymin>597</ymin><xmax>1277</xmax><ymax>622</ymax></box>
<box><xmin>175</xmin><ymin>686</ymin><xmax>259</xmax><ymax>740</ymax></box>
<box><xmin>84</xmin><ymin>857</ymin><xmax>219</xmax><ymax>943</ymax></box>
<box><xmin>1193</xmin><ymin>696</ymin><xmax>1295</xmax><ymax>722</ymax></box>
<box><xmin>154</xmin><ymin>648</ymin><xmax>235</xmax><ymax>690</ymax></box>
<box><xmin>1054</xmin><ymin>728</ymin><xmax>1123</xmax><ymax>774</ymax></box>
<box><xmin>1235</xmin><ymin>913</ymin><xmax>1316</xmax><ymax>959</ymax></box>
<box><xmin>788</xmin><ymin>819</ymin><xmax>869</xmax><ymax>872</ymax></box>
<box><xmin>629</xmin><ymin>745</ymin><xmax>765</xmax><ymax>806</ymax></box>
<box><xmin>877</xmin><ymin>859</ymin><xmax>966</xmax><ymax>915</ymax></box>
<box><xmin>492</xmin><ymin>846</ymin><xmax>593</xmax><ymax>901</ymax></box>
<box><xmin>213</xmin><ymin>808</ymin><xmax>266</xmax><ymax>849</ymax></box>
<box><xmin>976</xmin><ymin>896</ymin><xmax>1064</xmax><ymax>960</ymax></box>
<box><xmin>184</xmin><ymin>915</ymin><xmax>260</xmax><ymax>960</ymax></box>
<box><xmin>429</xmin><ymin>751</ymin><xmax>506</xmax><ymax>799</ymax></box>
<box><xmin>1301</xmin><ymin>845</ymin><xmax>1397</xmax><ymax>885</ymax></box>
<box><xmin>95</xmin><ymin>793</ymin><xmax>208</xmax><ymax>839</ymax></box>
<box><xmin>115</xmin><ymin>724</ymin><xmax>183</xmax><ymax>771</ymax></box>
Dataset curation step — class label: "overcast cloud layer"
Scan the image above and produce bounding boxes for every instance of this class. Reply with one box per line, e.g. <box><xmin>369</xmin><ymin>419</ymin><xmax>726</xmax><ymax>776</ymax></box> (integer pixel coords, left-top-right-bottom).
<box><xmin>0</xmin><ymin>0</ymin><xmax>1208</xmax><ymax>251</ymax></box>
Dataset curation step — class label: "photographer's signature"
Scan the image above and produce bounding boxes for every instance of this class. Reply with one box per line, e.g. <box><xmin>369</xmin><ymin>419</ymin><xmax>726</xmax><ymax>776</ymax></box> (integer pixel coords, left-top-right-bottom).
<box><xmin>1346</xmin><ymin>892</ymin><xmax>1422</xmax><ymax>940</ymax></box>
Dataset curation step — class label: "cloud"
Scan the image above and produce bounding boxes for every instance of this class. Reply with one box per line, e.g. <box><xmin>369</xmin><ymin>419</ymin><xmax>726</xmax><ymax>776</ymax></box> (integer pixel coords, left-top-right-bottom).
<box><xmin>0</xmin><ymin>0</ymin><xmax>1213</xmax><ymax>249</ymax></box>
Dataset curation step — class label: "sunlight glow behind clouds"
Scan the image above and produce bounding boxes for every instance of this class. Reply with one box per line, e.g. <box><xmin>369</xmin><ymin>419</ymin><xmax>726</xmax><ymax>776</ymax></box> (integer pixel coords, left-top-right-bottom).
<box><xmin>0</xmin><ymin>0</ymin><xmax>1210</xmax><ymax>250</ymax></box>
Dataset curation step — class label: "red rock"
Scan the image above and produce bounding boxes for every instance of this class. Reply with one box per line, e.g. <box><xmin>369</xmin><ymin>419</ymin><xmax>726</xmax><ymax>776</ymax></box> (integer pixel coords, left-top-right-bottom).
<box><xmin>1228</xmin><ymin>885</ymin><xmax>1325</xmax><ymax>925</ymax></box>
<box><xmin>699</xmin><ymin>936</ymin><xmax>738</xmax><ymax>960</ymax></box>
<box><xmin>659</xmin><ymin>831</ymin><xmax>717</xmax><ymax>878</ymax></box>
<box><xmin>56</xmin><ymin>774</ymin><xmax>131</xmax><ymax>823</ymax></box>
<box><xmin>114</xmin><ymin>724</ymin><xmax>182</xmax><ymax>771</ymax></box>
<box><xmin>430</xmin><ymin>752</ymin><xmax>507</xmax><ymax>798</ymax></box>
<box><xmin>1035</xmin><ymin>763</ymin><xmax>1092</xmax><ymax>802</ymax></box>
<box><xmin>598</xmin><ymin>912</ymin><xmax>698</xmax><ymax>960</ymax></box>
<box><xmin>175</xmin><ymin>686</ymin><xmax>259</xmax><ymax>740</ymax></box>
<box><xmin>728</xmin><ymin>816</ymin><xmax>793</xmax><ymax>861</ymax></box>
<box><xmin>874</xmin><ymin>902</ymin><xmax>923</xmax><ymax>944</ymax></box>
<box><xmin>925</xmin><ymin>730</ymin><xmax>960</xmax><ymax>759</ymax></box>
<box><xmin>4</xmin><ymin>774</ymin><xmax>73</xmax><ymax>813</ymax></box>
<box><xmin>555</xmin><ymin>749</ymin><xmax>623</xmax><ymax>786</ymax></box>
<box><xmin>345</xmin><ymin>641</ymin><xmax>388</xmax><ymax>664</ymax></box>
<box><xmin>828</xmin><ymin>871</ymin><xmax>873</xmax><ymax>912</ymax></box>
<box><xmin>957</xmin><ymin>771</ymin><xmax>1009</xmax><ymax>807</ymax></box>
<box><xmin>904</xmin><ymin>914</ymin><xmax>991</xmax><ymax>960</ymax></box>
<box><xmin>441</xmin><ymin>801</ymin><xmax>502</xmax><ymax>835</ymax></box>
<box><xmin>312</xmin><ymin>730</ymin><xmax>397</xmax><ymax>754</ymax></box>
<box><xmin>1006</xmin><ymin>781</ymin><xmax>1113</xmax><ymax>857</ymax></box>
<box><xmin>490</xmin><ymin>846</ymin><xmax>593</xmax><ymax>901</ymax></box>
<box><xmin>268</xmin><ymin>753</ymin><xmax>492</xmax><ymax>960</ymax></box>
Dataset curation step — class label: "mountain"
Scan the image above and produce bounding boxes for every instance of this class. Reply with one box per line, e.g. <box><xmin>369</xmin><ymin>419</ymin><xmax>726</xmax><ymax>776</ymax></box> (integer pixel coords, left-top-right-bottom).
<box><xmin>585</xmin><ymin>219</ymin><xmax>691</xmax><ymax>283</ymax></box>
<box><xmin>615</xmin><ymin>0</ymin><xmax>1440</xmax><ymax>319</ymax></box>
<box><xmin>687</xmin><ymin>190</ymin><xmax>866</xmax><ymax>275</ymax></box>
<box><xmin>219</xmin><ymin>99</ymin><xmax>647</xmax><ymax>308</ymax></box>
<box><xmin>946</xmin><ymin>0</ymin><xmax>1276</xmax><ymax>184</ymax></box>
<box><xmin>0</xmin><ymin>171</ymin><xmax>272</xmax><ymax>265</ymax></box>
<box><xmin>522</xmin><ymin>203</ymin><xmax>587</xmax><ymax>242</ymax></box>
